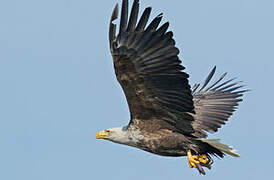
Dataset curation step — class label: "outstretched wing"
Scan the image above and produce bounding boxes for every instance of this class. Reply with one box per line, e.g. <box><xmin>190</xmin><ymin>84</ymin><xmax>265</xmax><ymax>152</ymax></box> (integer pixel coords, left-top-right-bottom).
<box><xmin>109</xmin><ymin>0</ymin><xmax>195</xmax><ymax>134</ymax></box>
<box><xmin>191</xmin><ymin>67</ymin><xmax>248</xmax><ymax>138</ymax></box>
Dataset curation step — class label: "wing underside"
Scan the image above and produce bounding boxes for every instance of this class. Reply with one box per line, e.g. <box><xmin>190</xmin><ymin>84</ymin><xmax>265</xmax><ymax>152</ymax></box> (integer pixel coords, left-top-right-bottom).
<box><xmin>191</xmin><ymin>67</ymin><xmax>247</xmax><ymax>138</ymax></box>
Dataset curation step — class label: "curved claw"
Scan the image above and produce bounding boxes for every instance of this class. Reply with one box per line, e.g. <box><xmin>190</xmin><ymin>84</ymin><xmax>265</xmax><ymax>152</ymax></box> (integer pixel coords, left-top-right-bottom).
<box><xmin>187</xmin><ymin>153</ymin><xmax>200</xmax><ymax>168</ymax></box>
<box><xmin>194</xmin><ymin>163</ymin><xmax>206</xmax><ymax>175</ymax></box>
<box><xmin>198</xmin><ymin>154</ymin><xmax>213</xmax><ymax>169</ymax></box>
<box><xmin>187</xmin><ymin>150</ymin><xmax>213</xmax><ymax>175</ymax></box>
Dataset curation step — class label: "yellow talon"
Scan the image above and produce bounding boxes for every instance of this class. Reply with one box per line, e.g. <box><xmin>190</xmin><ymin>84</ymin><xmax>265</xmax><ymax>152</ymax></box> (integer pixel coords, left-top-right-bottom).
<box><xmin>187</xmin><ymin>150</ymin><xmax>199</xmax><ymax>168</ymax></box>
<box><xmin>198</xmin><ymin>155</ymin><xmax>208</xmax><ymax>164</ymax></box>
<box><xmin>200</xmin><ymin>154</ymin><xmax>207</xmax><ymax>159</ymax></box>
<box><xmin>187</xmin><ymin>150</ymin><xmax>213</xmax><ymax>174</ymax></box>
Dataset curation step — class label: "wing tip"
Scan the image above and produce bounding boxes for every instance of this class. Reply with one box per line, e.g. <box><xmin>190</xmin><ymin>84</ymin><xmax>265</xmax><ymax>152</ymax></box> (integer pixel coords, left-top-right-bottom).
<box><xmin>197</xmin><ymin>66</ymin><xmax>217</xmax><ymax>92</ymax></box>
<box><xmin>109</xmin><ymin>3</ymin><xmax>119</xmax><ymax>51</ymax></box>
<box><xmin>193</xmin><ymin>66</ymin><xmax>249</xmax><ymax>94</ymax></box>
<box><xmin>111</xmin><ymin>3</ymin><xmax>119</xmax><ymax>22</ymax></box>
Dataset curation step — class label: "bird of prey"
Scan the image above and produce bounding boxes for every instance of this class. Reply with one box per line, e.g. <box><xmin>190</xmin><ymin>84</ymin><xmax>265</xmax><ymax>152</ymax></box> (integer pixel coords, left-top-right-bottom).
<box><xmin>96</xmin><ymin>0</ymin><xmax>247</xmax><ymax>175</ymax></box>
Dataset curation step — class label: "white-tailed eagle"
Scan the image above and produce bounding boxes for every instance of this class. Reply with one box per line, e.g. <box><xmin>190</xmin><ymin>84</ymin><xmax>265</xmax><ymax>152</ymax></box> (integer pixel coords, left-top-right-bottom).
<box><xmin>96</xmin><ymin>0</ymin><xmax>247</xmax><ymax>175</ymax></box>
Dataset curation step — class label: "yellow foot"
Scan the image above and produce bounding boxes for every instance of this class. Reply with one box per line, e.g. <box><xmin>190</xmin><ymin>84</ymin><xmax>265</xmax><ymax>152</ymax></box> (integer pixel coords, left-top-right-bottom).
<box><xmin>187</xmin><ymin>150</ymin><xmax>213</xmax><ymax>175</ymax></box>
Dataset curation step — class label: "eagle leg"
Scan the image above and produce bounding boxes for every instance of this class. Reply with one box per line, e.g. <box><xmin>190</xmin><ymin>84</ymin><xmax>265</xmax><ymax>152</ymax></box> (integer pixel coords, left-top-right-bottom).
<box><xmin>187</xmin><ymin>150</ymin><xmax>213</xmax><ymax>175</ymax></box>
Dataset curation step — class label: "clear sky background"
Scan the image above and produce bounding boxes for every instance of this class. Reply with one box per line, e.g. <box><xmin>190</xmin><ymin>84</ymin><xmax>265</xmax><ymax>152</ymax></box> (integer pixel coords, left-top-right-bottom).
<box><xmin>0</xmin><ymin>0</ymin><xmax>273</xmax><ymax>179</ymax></box>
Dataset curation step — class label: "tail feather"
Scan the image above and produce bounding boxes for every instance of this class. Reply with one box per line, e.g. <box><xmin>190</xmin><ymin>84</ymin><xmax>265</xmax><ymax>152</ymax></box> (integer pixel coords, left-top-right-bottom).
<box><xmin>201</xmin><ymin>139</ymin><xmax>240</xmax><ymax>157</ymax></box>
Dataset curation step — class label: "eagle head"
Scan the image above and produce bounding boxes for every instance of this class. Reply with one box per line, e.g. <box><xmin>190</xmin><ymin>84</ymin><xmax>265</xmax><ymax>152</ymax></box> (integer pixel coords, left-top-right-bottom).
<box><xmin>96</xmin><ymin>126</ymin><xmax>136</xmax><ymax>146</ymax></box>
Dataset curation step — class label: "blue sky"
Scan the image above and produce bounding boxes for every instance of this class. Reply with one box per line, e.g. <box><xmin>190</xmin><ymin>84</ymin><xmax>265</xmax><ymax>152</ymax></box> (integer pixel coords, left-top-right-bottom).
<box><xmin>0</xmin><ymin>0</ymin><xmax>273</xmax><ymax>179</ymax></box>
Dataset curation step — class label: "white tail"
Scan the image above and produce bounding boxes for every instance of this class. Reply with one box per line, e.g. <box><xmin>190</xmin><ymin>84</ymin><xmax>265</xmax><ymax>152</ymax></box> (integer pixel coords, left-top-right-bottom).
<box><xmin>201</xmin><ymin>139</ymin><xmax>240</xmax><ymax>157</ymax></box>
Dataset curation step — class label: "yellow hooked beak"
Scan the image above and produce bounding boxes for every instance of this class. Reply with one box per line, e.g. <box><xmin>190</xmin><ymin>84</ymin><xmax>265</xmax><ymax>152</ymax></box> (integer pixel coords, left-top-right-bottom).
<box><xmin>96</xmin><ymin>130</ymin><xmax>110</xmax><ymax>139</ymax></box>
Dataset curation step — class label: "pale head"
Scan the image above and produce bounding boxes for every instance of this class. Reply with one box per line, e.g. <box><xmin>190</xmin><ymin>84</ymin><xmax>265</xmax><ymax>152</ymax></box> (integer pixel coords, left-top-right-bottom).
<box><xmin>96</xmin><ymin>126</ymin><xmax>135</xmax><ymax>146</ymax></box>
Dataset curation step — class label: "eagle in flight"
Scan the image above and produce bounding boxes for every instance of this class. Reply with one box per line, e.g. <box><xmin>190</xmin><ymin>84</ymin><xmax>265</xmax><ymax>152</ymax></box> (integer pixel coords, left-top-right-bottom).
<box><xmin>96</xmin><ymin>0</ymin><xmax>247</xmax><ymax>175</ymax></box>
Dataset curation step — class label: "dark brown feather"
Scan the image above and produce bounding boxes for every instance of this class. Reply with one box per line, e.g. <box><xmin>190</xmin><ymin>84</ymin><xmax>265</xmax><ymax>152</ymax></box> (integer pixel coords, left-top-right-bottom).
<box><xmin>109</xmin><ymin>0</ymin><xmax>247</xmax><ymax>139</ymax></box>
<box><xmin>109</xmin><ymin>0</ymin><xmax>195</xmax><ymax>135</ymax></box>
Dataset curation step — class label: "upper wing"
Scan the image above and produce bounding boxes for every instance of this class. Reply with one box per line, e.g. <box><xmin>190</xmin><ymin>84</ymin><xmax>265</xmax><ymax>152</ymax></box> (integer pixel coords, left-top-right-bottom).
<box><xmin>109</xmin><ymin>0</ymin><xmax>195</xmax><ymax>134</ymax></box>
<box><xmin>191</xmin><ymin>67</ymin><xmax>248</xmax><ymax>138</ymax></box>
